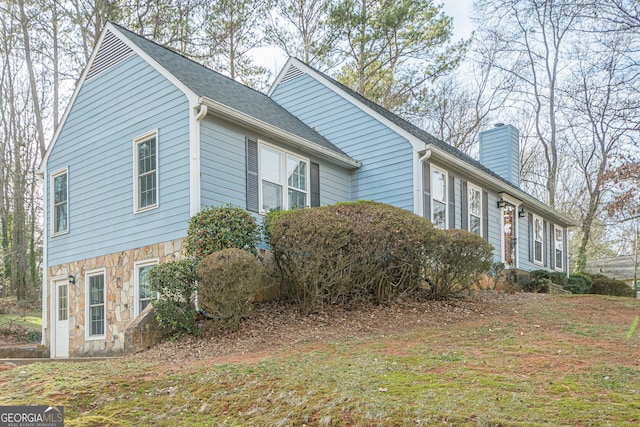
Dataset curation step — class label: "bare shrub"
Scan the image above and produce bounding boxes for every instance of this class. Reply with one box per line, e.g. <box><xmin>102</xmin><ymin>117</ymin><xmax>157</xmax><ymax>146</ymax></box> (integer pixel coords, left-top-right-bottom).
<box><xmin>424</xmin><ymin>229</ymin><xmax>494</xmax><ymax>299</ymax></box>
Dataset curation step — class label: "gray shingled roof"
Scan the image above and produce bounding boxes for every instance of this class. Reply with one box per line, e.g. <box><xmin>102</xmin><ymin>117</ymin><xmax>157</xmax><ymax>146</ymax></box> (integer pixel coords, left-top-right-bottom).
<box><xmin>307</xmin><ymin>64</ymin><xmax>527</xmax><ymax>192</ymax></box>
<box><xmin>299</xmin><ymin>62</ymin><xmax>573</xmax><ymax>226</ymax></box>
<box><xmin>112</xmin><ymin>24</ymin><xmax>349</xmax><ymax>158</ymax></box>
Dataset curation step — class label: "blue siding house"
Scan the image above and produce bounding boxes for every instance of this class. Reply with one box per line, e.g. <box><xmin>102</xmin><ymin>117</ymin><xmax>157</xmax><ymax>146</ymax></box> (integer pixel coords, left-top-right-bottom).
<box><xmin>40</xmin><ymin>25</ymin><xmax>571</xmax><ymax>357</ymax></box>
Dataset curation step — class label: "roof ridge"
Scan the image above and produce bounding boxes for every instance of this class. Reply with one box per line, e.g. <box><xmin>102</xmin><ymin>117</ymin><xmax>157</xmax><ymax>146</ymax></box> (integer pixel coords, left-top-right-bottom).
<box><xmin>108</xmin><ymin>22</ymin><xmax>271</xmax><ymax>100</ymax></box>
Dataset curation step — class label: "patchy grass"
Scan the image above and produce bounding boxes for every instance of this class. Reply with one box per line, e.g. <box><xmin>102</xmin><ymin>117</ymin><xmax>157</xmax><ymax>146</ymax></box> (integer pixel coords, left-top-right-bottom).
<box><xmin>1</xmin><ymin>295</ymin><xmax>640</xmax><ymax>426</ymax></box>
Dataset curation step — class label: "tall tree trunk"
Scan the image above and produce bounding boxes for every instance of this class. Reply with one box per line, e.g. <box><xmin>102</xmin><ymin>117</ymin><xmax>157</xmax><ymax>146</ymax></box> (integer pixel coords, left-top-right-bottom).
<box><xmin>18</xmin><ymin>0</ymin><xmax>47</xmax><ymax>158</ymax></box>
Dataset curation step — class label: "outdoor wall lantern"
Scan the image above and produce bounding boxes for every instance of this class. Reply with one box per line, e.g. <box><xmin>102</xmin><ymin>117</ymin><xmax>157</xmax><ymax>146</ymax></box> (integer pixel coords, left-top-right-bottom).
<box><xmin>518</xmin><ymin>207</ymin><xmax>526</xmax><ymax>218</ymax></box>
<box><xmin>497</xmin><ymin>198</ymin><xmax>506</xmax><ymax>209</ymax></box>
<box><xmin>68</xmin><ymin>274</ymin><xmax>76</xmax><ymax>284</ymax></box>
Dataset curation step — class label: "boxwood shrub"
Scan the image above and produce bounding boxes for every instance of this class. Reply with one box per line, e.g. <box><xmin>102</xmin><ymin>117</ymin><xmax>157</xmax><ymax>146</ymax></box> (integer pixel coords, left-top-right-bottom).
<box><xmin>185</xmin><ymin>204</ymin><xmax>259</xmax><ymax>260</ymax></box>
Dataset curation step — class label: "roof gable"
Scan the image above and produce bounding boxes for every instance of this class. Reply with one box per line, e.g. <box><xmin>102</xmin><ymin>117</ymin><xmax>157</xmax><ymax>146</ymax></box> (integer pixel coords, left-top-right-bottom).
<box><xmin>270</xmin><ymin>58</ymin><xmax>573</xmax><ymax>226</ymax></box>
<box><xmin>41</xmin><ymin>24</ymin><xmax>355</xmax><ymax>173</ymax></box>
<box><xmin>111</xmin><ymin>24</ymin><xmax>349</xmax><ymax>159</ymax></box>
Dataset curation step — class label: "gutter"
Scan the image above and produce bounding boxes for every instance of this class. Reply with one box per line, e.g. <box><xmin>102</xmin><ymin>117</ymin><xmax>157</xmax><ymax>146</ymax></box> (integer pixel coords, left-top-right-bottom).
<box><xmin>198</xmin><ymin>96</ymin><xmax>361</xmax><ymax>169</ymax></box>
<box><xmin>426</xmin><ymin>144</ymin><xmax>575</xmax><ymax>227</ymax></box>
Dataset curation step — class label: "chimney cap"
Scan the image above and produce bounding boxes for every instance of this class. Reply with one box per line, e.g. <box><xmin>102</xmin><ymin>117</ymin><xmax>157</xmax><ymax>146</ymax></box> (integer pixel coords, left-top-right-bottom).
<box><xmin>494</xmin><ymin>122</ymin><xmax>505</xmax><ymax>128</ymax></box>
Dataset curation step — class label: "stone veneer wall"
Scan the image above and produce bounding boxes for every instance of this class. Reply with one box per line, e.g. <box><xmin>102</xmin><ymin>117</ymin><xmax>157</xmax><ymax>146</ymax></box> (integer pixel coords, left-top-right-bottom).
<box><xmin>46</xmin><ymin>238</ymin><xmax>184</xmax><ymax>357</ymax></box>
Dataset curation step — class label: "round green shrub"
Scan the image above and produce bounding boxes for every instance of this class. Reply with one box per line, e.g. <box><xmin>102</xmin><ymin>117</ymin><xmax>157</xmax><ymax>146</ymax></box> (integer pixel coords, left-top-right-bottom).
<box><xmin>588</xmin><ymin>273</ymin><xmax>635</xmax><ymax>297</ymax></box>
<box><xmin>423</xmin><ymin>229</ymin><xmax>494</xmax><ymax>298</ymax></box>
<box><xmin>185</xmin><ymin>205</ymin><xmax>259</xmax><ymax>260</ymax></box>
<box><xmin>148</xmin><ymin>259</ymin><xmax>200</xmax><ymax>336</ymax></box>
<box><xmin>196</xmin><ymin>248</ymin><xmax>262</xmax><ymax>329</ymax></box>
<box><xmin>566</xmin><ymin>274</ymin><xmax>591</xmax><ymax>294</ymax></box>
<box><xmin>264</xmin><ymin>201</ymin><xmax>438</xmax><ymax>310</ymax></box>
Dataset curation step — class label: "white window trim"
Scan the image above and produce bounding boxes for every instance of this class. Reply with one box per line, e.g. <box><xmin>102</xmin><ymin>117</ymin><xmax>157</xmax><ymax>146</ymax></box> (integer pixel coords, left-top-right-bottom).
<box><xmin>554</xmin><ymin>226</ymin><xmax>564</xmax><ymax>272</ymax></box>
<box><xmin>468</xmin><ymin>183</ymin><xmax>482</xmax><ymax>236</ymax></box>
<box><xmin>499</xmin><ymin>193</ymin><xmax>521</xmax><ymax>269</ymax></box>
<box><xmin>133</xmin><ymin>129</ymin><xmax>159</xmax><ymax>213</ymax></box>
<box><xmin>532</xmin><ymin>214</ymin><xmax>544</xmax><ymax>266</ymax></box>
<box><xmin>430</xmin><ymin>166</ymin><xmax>448</xmax><ymax>229</ymax></box>
<box><xmin>134</xmin><ymin>259</ymin><xmax>159</xmax><ymax>317</ymax></box>
<box><xmin>85</xmin><ymin>268</ymin><xmax>106</xmax><ymax>341</ymax></box>
<box><xmin>258</xmin><ymin>140</ymin><xmax>310</xmax><ymax>214</ymax></box>
<box><xmin>50</xmin><ymin>167</ymin><xmax>69</xmax><ymax>237</ymax></box>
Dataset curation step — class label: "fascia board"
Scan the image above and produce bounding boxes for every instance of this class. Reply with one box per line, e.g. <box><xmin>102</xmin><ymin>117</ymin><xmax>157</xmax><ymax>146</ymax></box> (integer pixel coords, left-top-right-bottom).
<box><xmin>39</xmin><ymin>23</ymin><xmax>200</xmax><ymax>175</ymax></box>
<box><xmin>428</xmin><ymin>145</ymin><xmax>575</xmax><ymax>227</ymax></box>
<box><xmin>284</xmin><ymin>58</ymin><xmax>427</xmax><ymax>153</ymax></box>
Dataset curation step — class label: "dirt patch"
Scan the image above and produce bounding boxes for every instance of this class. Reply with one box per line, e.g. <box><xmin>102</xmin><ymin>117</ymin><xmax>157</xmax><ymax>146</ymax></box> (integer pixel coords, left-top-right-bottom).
<box><xmin>135</xmin><ymin>291</ymin><xmax>547</xmax><ymax>365</ymax></box>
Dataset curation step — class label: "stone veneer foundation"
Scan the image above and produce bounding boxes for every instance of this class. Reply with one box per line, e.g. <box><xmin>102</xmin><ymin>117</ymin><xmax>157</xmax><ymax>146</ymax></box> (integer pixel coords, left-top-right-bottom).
<box><xmin>45</xmin><ymin>238</ymin><xmax>184</xmax><ymax>357</ymax></box>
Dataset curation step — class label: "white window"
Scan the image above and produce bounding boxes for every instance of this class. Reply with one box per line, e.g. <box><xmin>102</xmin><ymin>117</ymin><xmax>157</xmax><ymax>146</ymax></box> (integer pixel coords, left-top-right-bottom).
<box><xmin>134</xmin><ymin>131</ymin><xmax>158</xmax><ymax>212</ymax></box>
<box><xmin>555</xmin><ymin>228</ymin><xmax>564</xmax><ymax>270</ymax></box>
<box><xmin>134</xmin><ymin>260</ymin><xmax>158</xmax><ymax>317</ymax></box>
<box><xmin>431</xmin><ymin>167</ymin><xmax>447</xmax><ymax>229</ymax></box>
<box><xmin>468</xmin><ymin>184</ymin><xmax>482</xmax><ymax>236</ymax></box>
<box><xmin>51</xmin><ymin>169</ymin><xmax>68</xmax><ymax>235</ymax></box>
<box><xmin>260</xmin><ymin>143</ymin><xmax>308</xmax><ymax>212</ymax></box>
<box><xmin>533</xmin><ymin>215</ymin><xmax>543</xmax><ymax>265</ymax></box>
<box><xmin>87</xmin><ymin>271</ymin><xmax>106</xmax><ymax>339</ymax></box>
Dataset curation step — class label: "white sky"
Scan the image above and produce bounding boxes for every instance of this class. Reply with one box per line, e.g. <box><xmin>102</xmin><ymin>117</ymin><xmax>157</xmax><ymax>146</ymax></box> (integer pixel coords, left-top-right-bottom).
<box><xmin>253</xmin><ymin>0</ymin><xmax>475</xmax><ymax>77</ymax></box>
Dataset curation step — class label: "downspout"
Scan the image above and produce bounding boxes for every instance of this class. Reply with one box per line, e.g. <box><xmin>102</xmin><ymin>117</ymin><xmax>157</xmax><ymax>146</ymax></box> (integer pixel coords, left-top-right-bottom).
<box><xmin>192</xmin><ymin>104</ymin><xmax>207</xmax><ymax>314</ymax></box>
<box><xmin>417</xmin><ymin>149</ymin><xmax>432</xmax><ymax>217</ymax></box>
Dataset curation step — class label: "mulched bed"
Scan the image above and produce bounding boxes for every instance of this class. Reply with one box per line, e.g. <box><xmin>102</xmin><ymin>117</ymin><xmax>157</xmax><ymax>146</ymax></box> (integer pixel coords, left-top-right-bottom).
<box><xmin>136</xmin><ymin>290</ymin><xmax>547</xmax><ymax>364</ymax></box>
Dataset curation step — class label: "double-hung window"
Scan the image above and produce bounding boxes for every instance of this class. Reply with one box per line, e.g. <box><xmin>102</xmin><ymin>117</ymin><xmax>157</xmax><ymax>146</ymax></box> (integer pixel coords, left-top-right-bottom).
<box><xmin>533</xmin><ymin>215</ymin><xmax>543</xmax><ymax>265</ymax></box>
<box><xmin>260</xmin><ymin>144</ymin><xmax>308</xmax><ymax>212</ymax></box>
<box><xmin>87</xmin><ymin>271</ymin><xmax>105</xmax><ymax>338</ymax></box>
<box><xmin>51</xmin><ymin>169</ymin><xmax>68</xmax><ymax>235</ymax></box>
<box><xmin>134</xmin><ymin>260</ymin><xmax>158</xmax><ymax>317</ymax></box>
<box><xmin>555</xmin><ymin>228</ymin><xmax>564</xmax><ymax>270</ymax></box>
<box><xmin>134</xmin><ymin>131</ymin><xmax>158</xmax><ymax>212</ymax></box>
<box><xmin>431</xmin><ymin>167</ymin><xmax>447</xmax><ymax>229</ymax></box>
<box><xmin>468</xmin><ymin>184</ymin><xmax>482</xmax><ymax>236</ymax></box>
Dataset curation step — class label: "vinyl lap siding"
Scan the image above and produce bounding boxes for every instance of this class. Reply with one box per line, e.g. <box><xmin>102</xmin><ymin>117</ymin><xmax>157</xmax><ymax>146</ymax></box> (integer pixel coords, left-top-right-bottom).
<box><xmin>199</xmin><ymin>116</ymin><xmax>351</xmax><ymax>210</ymax></box>
<box><xmin>271</xmin><ymin>74</ymin><xmax>413</xmax><ymax>211</ymax></box>
<box><xmin>46</xmin><ymin>54</ymin><xmax>190</xmax><ymax>265</ymax></box>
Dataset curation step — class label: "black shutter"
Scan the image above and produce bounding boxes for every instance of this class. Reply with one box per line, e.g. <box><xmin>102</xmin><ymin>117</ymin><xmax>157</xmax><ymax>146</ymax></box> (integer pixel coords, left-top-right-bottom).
<box><xmin>563</xmin><ymin>227</ymin><xmax>568</xmax><ymax>273</ymax></box>
<box><xmin>543</xmin><ymin>220</ymin><xmax>548</xmax><ymax>267</ymax></box>
<box><xmin>482</xmin><ymin>190</ymin><xmax>489</xmax><ymax>240</ymax></box>
<box><xmin>460</xmin><ymin>180</ymin><xmax>468</xmax><ymax>231</ymax></box>
<box><xmin>423</xmin><ymin>161</ymin><xmax>431</xmax><ymax>220</ymax></box>
<box><xmin>528</xmin><ymin>213</ymin><xmax>534</xmax><ymax>263</ymax></box>
<box><xmin>310</xmin><ymin>162</ymin><xmax>320</xmax><ymax>207</ymax></box>
<box><xmin>549</xmin><ymin>222</ymin><xmax>556</xmax><ymax>269</ymax></box>
<box><xmin>448</xmin><ymin>174</ymin><xmax>455</xmax><ymax>229</ymax></box>
<box><xmin>245</xmin><ymin>137</ymin><xmax>259</xmax><ymax>212</ymax></box>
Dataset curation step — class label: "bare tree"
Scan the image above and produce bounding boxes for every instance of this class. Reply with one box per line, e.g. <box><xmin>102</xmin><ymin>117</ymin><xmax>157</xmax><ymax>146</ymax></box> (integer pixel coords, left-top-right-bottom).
<box><xmin>474</xmin><ymin>0</ymin><xmax>586</xmax><ymax>207</ymax></box>
<box><xmin>564</xmin><ymin>35</ymin><xmax>639</xmax><ymax>272</ymax></box>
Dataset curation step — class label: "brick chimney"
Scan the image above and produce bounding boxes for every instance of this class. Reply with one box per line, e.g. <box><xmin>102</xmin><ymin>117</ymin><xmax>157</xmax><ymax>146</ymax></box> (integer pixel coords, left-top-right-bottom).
<box><xmin>479</xmin><ymin>123</ymin><xmax>520</xmax><ymax>187</ymax></box>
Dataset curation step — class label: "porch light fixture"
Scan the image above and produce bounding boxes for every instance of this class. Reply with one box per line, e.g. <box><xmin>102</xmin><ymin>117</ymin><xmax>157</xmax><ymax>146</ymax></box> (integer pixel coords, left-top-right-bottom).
<box><xmin>497</xmin><ymin>198</ymin><xmax>506</xmax><ymax>209</ymax></box>
<box><xmin>68</xmin><ymin>274</ymin><xmax>76</xmax><ymax>284</ymax></box>
<box><xmin>518</xmin><ymin>207</ymin><xmax>526</xmax><ymax>218</ymax></box>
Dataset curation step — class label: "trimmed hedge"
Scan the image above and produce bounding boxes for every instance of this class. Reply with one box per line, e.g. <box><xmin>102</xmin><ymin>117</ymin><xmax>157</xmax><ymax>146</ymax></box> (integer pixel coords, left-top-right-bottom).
<box><xmin>197</xmin><ymin>248</ymin><xmax>262</xmax><ymax>329</ymax></box>
<box><xmin>423</xmin><ymin>229</ymin><xmax>494</xmax><ymax>298</ymax></box>
<box><xmin>264</xmin><ymin>201</ymin><xmax>438</xmax><ymax>310</ymax></box>
<box><xmin>588</xmin><ymin>274</ymin><xmax>635</xmax><ymax>297</ymax></box>
<box><xmin>185</xmin><ymin>205</ymin><xmax>259</xmax><ymax>260</ymax></box>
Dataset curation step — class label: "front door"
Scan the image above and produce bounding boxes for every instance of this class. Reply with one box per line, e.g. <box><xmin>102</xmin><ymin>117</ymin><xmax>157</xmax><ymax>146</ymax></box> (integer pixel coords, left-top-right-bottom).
<box><xmin>53</xmin><ymin>280</ymin><xmax>69</xmax><ymax>358</ymax></box>
<box><xmin>503</xmin><ymin>202</ymin><xmax>517</xmax><ymax>268</ymax></box>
